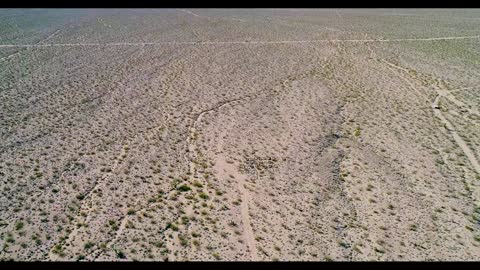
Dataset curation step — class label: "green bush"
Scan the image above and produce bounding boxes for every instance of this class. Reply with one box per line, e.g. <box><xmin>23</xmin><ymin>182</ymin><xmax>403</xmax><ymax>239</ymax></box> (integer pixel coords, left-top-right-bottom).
<box><xmin>354</xmin><ymin>127</ymin><xmax>361</xmax><ymax>137</ymax></box>
<box><xmin>15</xmin><ymin>221</ymin><xmax>24</xmax><ymax>231</ymax></box>
<box><xmin>116</xmin><ymin>250</ymin><xmax>126</xmax><ymax>259</ymax></box>
<box><xmin>177</xmin><ymin>185</ymin><xmax>191</xmax><ymax>192</ymax></box>
<box><xmin>199</xmin><ymin>193</ymin><xmax>209</xmax><ymax>200</ymax></box>
<box><xmin>84</xmin><ymin>241</ymin><xmax>94</xmax><ymax>249</ymax></box>
<box><xmin>166</xmin><ymin>223</ymin><xmax>179</xmax><ymax>231</ymax></box>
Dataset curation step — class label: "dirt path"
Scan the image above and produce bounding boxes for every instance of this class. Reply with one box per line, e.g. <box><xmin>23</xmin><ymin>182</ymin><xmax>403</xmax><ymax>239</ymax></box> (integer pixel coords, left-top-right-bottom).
<box><xmin>39</xmin><ymin>29</ymin><xmax>61</xmax><ymax>44</ymax></box>
<box><xmin>185</xmin><ymin>96</ymin><xmax>261</xmax><ymax>260</ymax></box>
<box><xmin>1</xmin><ymin>35</ymin><xmax>479</xmax><ymax>48</ymax></box>
<box><xmin>432</xmin><ymin>92</ymin><xmax>480</xmax><ymax>175</ymax></box>
<box><xmin>380</xmin><ymin>58</ymin><xmax>410</xmax><ymax>73</ymax></box>
<box><xmin>213</xmin><ymin>154</ymin><xmax>259</xmax><ymax>261</ymax></box>
<box><xmin>0</xmin><ymin>50</ymin><xmax>21</xmax><ymax>62</ymax></box>
<box><xmin>381</xmin><ymin>58</ymin><xmax>480</xmax><ymax>175</ymax></box>
<box><xmin>437</xmin><ymin>88</ymin><xmax>480</xmax><ymax>117</ymax></box>
<box><xmin>381</xmin><ymin>59</ymin><xmax>430</xmax><ymax>103</ymax></box>
<box><xmin>236</xmin><ymin>167</ymin><xmax>259</xmax><ymax>260</ymax></box>
<box><xmin>185</xmin><ymin>97</ymin><xmax>246</xmax><ymax>166</ymax></box>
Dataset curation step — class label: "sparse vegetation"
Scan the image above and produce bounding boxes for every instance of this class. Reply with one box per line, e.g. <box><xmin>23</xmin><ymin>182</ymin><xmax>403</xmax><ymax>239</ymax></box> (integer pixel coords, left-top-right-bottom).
<box><xmin>1</xmin><ymin>8</ymin><xmax>479</xmax><ymax>262</ymax></box>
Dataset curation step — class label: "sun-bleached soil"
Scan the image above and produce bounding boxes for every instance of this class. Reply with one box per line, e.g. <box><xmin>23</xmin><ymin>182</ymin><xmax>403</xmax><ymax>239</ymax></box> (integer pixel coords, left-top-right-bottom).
<box><xmin>1</xmin><ymin>9</ymin><xmax>480</xmax><ymax>261</ymax></box>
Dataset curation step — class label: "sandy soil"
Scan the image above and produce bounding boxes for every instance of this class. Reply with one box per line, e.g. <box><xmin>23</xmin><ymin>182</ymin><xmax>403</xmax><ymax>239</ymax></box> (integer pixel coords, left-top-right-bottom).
<box><xmin>1</xmin><ymin>8</ymin><xmax>480</xmax><ymax>261</ymax></box>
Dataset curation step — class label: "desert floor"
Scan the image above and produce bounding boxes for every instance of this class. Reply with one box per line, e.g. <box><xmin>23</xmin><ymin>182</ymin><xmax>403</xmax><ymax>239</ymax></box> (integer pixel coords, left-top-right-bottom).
<box><xmin>1</xmin><ymin>9</ymin><xmax>480</xmax><ymax>261</ymax></box>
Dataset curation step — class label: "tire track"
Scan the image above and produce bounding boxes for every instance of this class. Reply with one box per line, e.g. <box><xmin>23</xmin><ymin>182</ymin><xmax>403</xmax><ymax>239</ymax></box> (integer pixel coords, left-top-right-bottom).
<box><xmin>380</xmin><ymin>59</ymin><xmax>480</xmax><ymax>175</ymax></box>
<box><xmin>437</xmin><ymin>88</ymin><xmax>480</xmax><ymax>117</ymax></box>
<box><xmin>381</xmin><ymin>59</ymin><xmax>480</xmax><ymax>219</ymax></box>
<box><xmin>432</xmin><ymin>91</ymin><xmax>480</xmax><ymax>175</ymax></box>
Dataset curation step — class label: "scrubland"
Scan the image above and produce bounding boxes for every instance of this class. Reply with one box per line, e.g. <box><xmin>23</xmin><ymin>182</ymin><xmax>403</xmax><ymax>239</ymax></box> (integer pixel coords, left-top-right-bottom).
<box><xmin>1</xmin><ymin>9</ymin><xmax>480</xmax><ymax>261</ymax></box>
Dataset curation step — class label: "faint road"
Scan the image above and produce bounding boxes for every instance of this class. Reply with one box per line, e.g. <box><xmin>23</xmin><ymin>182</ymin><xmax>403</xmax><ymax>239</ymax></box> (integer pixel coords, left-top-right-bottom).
<box><xmin>1</xmin><ymin>35</ymin><xmax>479</xmax><ymax>48</ymax></box>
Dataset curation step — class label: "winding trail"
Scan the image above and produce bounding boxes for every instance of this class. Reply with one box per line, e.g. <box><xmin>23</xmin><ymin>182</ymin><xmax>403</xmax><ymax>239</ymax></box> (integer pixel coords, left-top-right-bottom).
<box><xmin>186</xmin><ymin>96</ymin><xmax>263</xmax><ymax>260</ymax></box>
<box><xmin>86</xmin><ymin>94</ymin><xmax>268</xmax><ymax>260</ymax></box>
<box><xmin>185</xmin><ymin>97</ymin><xmax>246</xmax><ymax>168</ymax></box>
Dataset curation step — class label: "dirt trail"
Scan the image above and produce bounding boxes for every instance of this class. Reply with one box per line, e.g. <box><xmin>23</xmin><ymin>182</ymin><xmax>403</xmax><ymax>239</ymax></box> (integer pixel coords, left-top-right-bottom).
<box><xmin>235</xmin><ymin>164</ymin><xmax>258</xmax><ymax>261</ymax></box>
<box><xmin>380</xmin><ymin>59</ymin><xmax>410</xmax><ymax>73</ymax></box>
<box><xmin>1</xmin><ymin>35</ymin><xmax>479</xmax><ymax>48</ymax></box>
<box><xmin>214</xmin><ymin>155</ymin><xmax>259</xmax><ymax>261</ymax></box>
<box><xmin>214</xmin><ymin>128</ymin><xmax>258</xmax><ymax>261</ymax></box>
<box><xmin>382</xmin><ymin>58</ymin><xmax>480</xmax><ymax>175</ymax></box>
<box><xmin>381</xmin><ymin>58</ymin><xmax>480</xmax><ymax>118</ymax></box>
<box><xmin>437</xmin><ymin>88</ymin><xmax>480</xmax><ymax>116</ymax></box>
<box><xmin>185</xmin><ymin>98</ymin><xmax>245</xmax><ymax>166</ymax></box>
<box><xmin>185</xmin><ymin>97</ymin><xmax>261</xmax><ymax>260</ymax></box>
<box><xmin>380</xmin><ymin>56</ymin><xmax>480</xmax><ymax>223</ymax></box>
<box><xmin>381</xmin><ymin>60</ymin><xmax>430</xmax><ymax>103</ymax></box>
<box><xmin>39</xmin><ymin>29</ymin><xmax>61</xmax><ymax>44</ymax></box>
<box><xmin>432</xmin><ymin>92</ymin><xmax>480</xmax><ymax>175</ymax></box>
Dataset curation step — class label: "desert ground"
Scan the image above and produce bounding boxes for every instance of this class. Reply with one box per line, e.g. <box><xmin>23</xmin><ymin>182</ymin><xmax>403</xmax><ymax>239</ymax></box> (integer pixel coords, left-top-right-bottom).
<box><xmin>0</xmin><ymin>8</ymin><xmax>480</xmax><ymax>261</ymax></box>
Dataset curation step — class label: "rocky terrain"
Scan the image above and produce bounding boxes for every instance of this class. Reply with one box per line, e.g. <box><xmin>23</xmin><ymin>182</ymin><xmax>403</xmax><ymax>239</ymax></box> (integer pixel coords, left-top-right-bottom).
<box><xmin>0</xmin><ymin>9</ymin><xmax>480</xmax><ymax>261</ymax></box>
